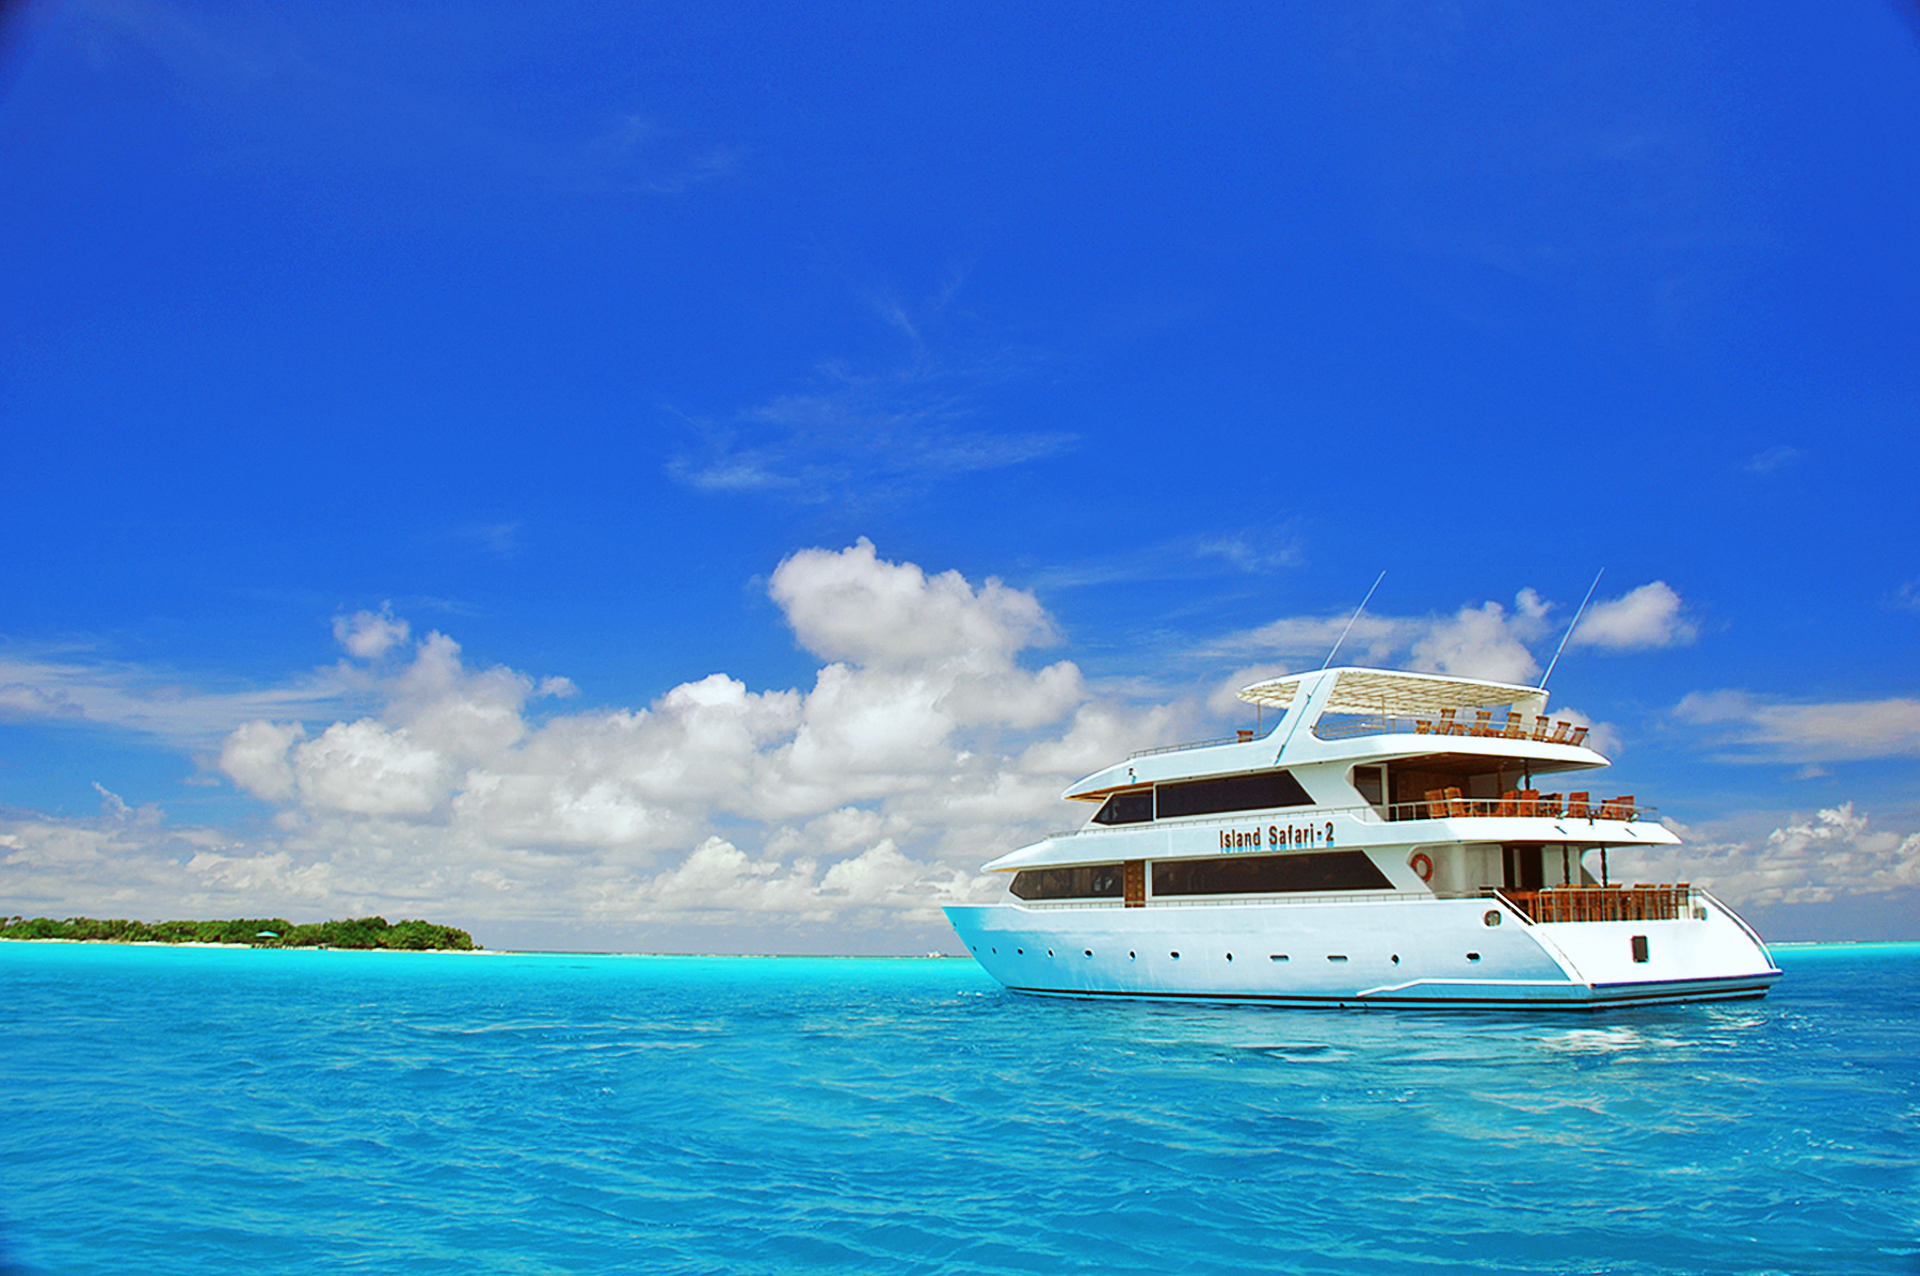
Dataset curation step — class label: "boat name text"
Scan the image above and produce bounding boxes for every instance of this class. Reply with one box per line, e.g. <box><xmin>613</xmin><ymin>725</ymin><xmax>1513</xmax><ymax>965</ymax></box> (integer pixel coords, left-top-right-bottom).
<box><xmin>1220</xmin><ymin>822</ymin><xmax>1337</xmax><ymax>852</ymax></box>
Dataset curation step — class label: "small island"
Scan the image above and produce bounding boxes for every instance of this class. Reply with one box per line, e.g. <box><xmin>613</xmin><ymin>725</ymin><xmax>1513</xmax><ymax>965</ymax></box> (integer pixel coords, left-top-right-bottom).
<box><xmin>0</xmin><ymin>915</ymin><xmax>478</xmax><ymax>950</ymax></box>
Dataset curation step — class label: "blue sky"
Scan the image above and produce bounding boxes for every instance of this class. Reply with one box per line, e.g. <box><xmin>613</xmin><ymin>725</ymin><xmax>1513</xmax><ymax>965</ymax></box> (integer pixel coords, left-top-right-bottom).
<box><xmin>2</xmin><ymin>0</ymin><xmax>1917</xmax><ymax>951</ymax></box>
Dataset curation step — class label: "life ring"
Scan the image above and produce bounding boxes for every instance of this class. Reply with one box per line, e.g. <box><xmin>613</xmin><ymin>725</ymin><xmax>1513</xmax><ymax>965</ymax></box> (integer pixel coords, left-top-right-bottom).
<box><xmin>1408</xmin><ymin>851</ymin><xmax>1434</xmax><ymax>883</ymax></box>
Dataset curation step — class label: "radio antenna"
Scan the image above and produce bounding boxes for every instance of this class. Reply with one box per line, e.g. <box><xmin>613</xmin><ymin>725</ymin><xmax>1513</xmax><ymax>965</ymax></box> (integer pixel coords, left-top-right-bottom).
<box><xmin>1540</xmin><ymin>568</ymin><xmax>1604</xmax><ymax>689</ymax></box>
<box><xmin>1322</xmin><ymin>571</ymin><xmax>1386</xmax><ymax>670</ymax></box>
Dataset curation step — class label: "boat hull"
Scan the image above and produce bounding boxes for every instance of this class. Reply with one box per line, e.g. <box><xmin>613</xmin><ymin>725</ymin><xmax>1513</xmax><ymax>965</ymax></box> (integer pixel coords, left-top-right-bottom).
<box><xmin>943</xmin><ymin>892</ymin><xmax>1781</xmax><ymax>1010</ymax></box>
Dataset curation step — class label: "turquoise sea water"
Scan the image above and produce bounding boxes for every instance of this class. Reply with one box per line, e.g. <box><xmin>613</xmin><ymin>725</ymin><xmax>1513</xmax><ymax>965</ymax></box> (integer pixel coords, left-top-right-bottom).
<box><xmin>2</xmin><ymin>943</ymin><xmax>1915</xmax><ymax>1274</ymax></box>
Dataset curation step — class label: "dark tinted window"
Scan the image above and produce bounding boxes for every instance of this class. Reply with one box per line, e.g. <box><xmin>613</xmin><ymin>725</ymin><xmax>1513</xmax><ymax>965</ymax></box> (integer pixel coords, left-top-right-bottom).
<box><xmin>1155</xmin><ymin>771</ymin><xmax>1312</xmax><ymax>819</ymax></box>
<box><xmin>1152</xmin><ymin>851</ymin><xmax>1391</xmax><ymax>896</ymax></box>
<box><xmin>1092</xmin><ymin>790</ymin><xmax>1154</xmax><ymax>825</ymax></box>
<box><xmin>1010</xmin><ymin>863</ymin><xmax>1126</xmax><ymax>900</ymax></box>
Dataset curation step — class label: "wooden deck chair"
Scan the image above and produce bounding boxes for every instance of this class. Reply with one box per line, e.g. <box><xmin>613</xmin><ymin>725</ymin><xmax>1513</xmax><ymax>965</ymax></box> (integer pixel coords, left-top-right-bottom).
<box><xmin>1424</xmin><ymin>788</ymin><xmax>1447</xmax><ymax>819</ymax></box>
<box><xmin>1502</xmin><ymin>711</ymin><xmax>1527</xmax><ymax>739</ymax></box>
<box><xmin>1539</xmin><ymin>793</ymin><xmax>1562</xmax><ymax>817</ymax></box>
<box><xmin>1517</xmin><ymin>788</ymin><xmax>1539</xmax><ymax>817</ymax></box>
<box><xmin>1444</xmin><ymin>786</ymin><xmax>1467</xmax><ymax>817</ymax></box>
<box><xmin>1532</xmin><ymin>715</ymin><xmax>1554</xmax><ymax>741</ymax></box>
<box><xmin>1566</xmin><ymin>791</ymin><xmax>1590</xmax><ymax>818</ymax></box>
<box><xmin>1470</xmin><ymin>709</ymin><xmax>1494</xmax><ymax>737</ymax></box>
<box><xmin>1437</xmin><ymin>707</ymin><xmax>1459</xmax><ymax>735</ymax></box>
<box><xmin>1498</xmin><ymin>790</ymin><xmax>1518</xmax><ymax>817</ymax></box>
<box><xmin>1567</xmin><ymin>725</ymin><xmax>1589</xmax><ymax>746</ymax></box>
<box><xmin>1415</xmin><ymin>720</ymin><xmax>1433</xmax><ymax>734</ymax></box>
<box><xmin>1547</xmin><ymin>721</ymin><xmax>1571</xmax><ymax>744</ymax></box>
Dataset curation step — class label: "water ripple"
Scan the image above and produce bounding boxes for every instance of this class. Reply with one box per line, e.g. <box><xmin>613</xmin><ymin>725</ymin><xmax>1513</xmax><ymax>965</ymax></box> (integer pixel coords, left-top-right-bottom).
<box><xmin>1</xmin><ymin>944</ymin><xmax>1916</xmax><ymax>1274</ymax></box>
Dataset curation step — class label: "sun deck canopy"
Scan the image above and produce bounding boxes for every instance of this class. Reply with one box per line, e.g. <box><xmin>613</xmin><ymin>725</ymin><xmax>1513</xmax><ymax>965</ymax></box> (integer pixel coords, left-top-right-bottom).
<box><xmin>1238</xmin><ymin>666</ymin><xmax>1545</xmax><ymax>717</ymax></box>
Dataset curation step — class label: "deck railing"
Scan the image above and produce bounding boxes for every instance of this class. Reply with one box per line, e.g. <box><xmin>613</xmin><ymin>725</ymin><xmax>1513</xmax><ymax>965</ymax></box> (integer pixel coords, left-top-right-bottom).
<box><xmin>1129</xmin><ymin>711</ymin><xmax>1595</xmax><ymax>754</ymax></box>
<box><xmin>1385</xmin><ymin>793</ymin><xmax>1654</xmax><ymax>822</ymax></box>
<box><xmin>1128</xmin><ymin>734</ymin><xmax>1249</xmax><ymax>759</ymax></box>
<box><xmin>1312</xmin><ymin>712</ymin><xmax>1590</xmax><ymax>746</ymax></box>
<box><xmin>1489</xmin><ymin>884</ymin><xmax>1695</xmax><ymax>924</ymax></box>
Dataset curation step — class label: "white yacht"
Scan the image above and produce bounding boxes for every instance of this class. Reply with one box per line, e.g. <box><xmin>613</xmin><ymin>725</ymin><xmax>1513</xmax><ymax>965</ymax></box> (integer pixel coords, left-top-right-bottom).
<box><xmin>944</xmin><ymin>666</ymin><xmax>1781</xmax><ymax>1009</ymax></box>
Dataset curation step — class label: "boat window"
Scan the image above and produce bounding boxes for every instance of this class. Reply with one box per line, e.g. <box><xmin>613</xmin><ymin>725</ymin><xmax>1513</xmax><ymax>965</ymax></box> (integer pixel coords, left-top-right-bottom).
<box><xmin>1155</xmin><ymin>770</ymin><xmax>1312</xmax><ymax>819</ymax></box>
<box><xmin>1091</xmin><ymin>789</ymin><xmax>1154</xmax><ymax>826</ymax></box>
<box><xmin>1009</xmin><ymin>863</ymin><xmax>1126</xmax><ymax>900</ymax></box>
<box><xmin>1151</xmin><ymin>851</ymin><xmax>1391</xmax><ymax>896</ymax></box>
<box><xmin>1351</xmin><ymin>765</ymin><xmax>1386</xmax><ymax>807</ymax></box>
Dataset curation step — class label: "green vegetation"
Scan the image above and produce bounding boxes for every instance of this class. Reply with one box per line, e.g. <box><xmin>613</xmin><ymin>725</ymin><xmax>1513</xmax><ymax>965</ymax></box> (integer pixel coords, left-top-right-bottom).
<box><xmin>0</xmin><ymin>915</ymin><xmax>478</xmax><ymax>950</ymax></box>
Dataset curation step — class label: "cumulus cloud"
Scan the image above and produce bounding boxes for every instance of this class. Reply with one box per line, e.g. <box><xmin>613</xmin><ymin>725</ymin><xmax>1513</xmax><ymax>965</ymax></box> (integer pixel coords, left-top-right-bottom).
<box><xmin>1618</xmin><ymin>804</ymin><xmax>1920</xmax><ymax>907</ymax></box>
<box><xmin>333</xmin><ymin>604</ymin><xmax>410</xmax><ymax>660</ymax></box>
<box><xmin>1673</xmin><ymin>691</ymin><xmax>1920</xmax><ymax>763</ymax></box>
<box><xmin>1409</xmin><ymin>591</ymin><xmax>1552</xmax><ymax>682</ymax></box>
<box><xmin>292</xmin><ymin>720</ymin><xmax>452</xmax><ymax>816</ymax></box>
<box><xmin>1211</xmin><ymin>581</ymin><xmax>1694</xmax><ymax>683</ymax></box>
<box><xmin>1570</xmin><ymin>581</ymin><xmax>1695</xmax><ymax>650</ymax></box>
<box><xmin>772</xmin><ymin>538</ymin><xmax>1059</xmax><ymax>669</ymax></box>
<box><xmin>220</xmin><ymin>720</ymin><xmax>306</xmax><ymax>802</ymax></box>
<box><xmin>12</xmin><ymin>543</ymin><xmax>1157</xmax><ymax>950</ymax></box>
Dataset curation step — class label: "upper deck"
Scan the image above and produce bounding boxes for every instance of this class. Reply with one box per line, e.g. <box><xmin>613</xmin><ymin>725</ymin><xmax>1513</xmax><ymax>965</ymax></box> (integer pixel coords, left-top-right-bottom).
<box><xmin>1065</xmin><ymin>665</ymin><xmax>1600</xmax><ymax>803</ymax></box>
<box><xmin>1236</xmin><ymin>666</ymin><xmax>1547</xmax><ymax>719</ymax></box>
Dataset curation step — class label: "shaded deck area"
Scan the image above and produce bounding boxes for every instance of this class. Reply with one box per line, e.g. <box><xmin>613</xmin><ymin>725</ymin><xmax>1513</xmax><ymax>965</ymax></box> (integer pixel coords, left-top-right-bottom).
<box><xmin>1489</xmin><ymin>884</ymin><xmax>1695</xmax><ymax>924</ymax></box>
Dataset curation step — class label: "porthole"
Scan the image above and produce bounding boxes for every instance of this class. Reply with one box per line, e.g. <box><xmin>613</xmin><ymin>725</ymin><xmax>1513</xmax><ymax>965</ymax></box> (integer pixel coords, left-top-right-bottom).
<box><xmin>990</xmin><ymin>947</ymin><xmax>997</xmax><ymax>954</ymax></box>
<box><xmin>1016</xmin><ymin>948</ymin><xmax>1023</xmax><ymax>955</ymax></box>
<box><xmin>1466</xmin><ymin>952</ymin><xmax>1482</xmax><ymax>962</ymax></box>
<box><xmin>1391</xmin><ymin>954</ymin><xmax>1400</xmax><ymax>965</ymax></box>
<box><xmin>1047</xmin><ymin>948</ymin><xmax>1054</xmax><ymax>957</ymax></box>
<box><xmin>1327</xmin><ymin>954</ymin><xmax>1348</xmax><ymax>963</ymax></box>
<box><xmin>1171</xmin><ymin>951</ymin><xmax>1181</xmax><ymax>960</ymax></box>
<box><xmin>1225</xmin><ymin>953</ymin><xmax>1233</xmax><ymax>962</ymax></box>
<box><xmin>1083</xmin><ymin>949</ymin><xmax>1093</xmax><ymax>958</ymax></box>
<box><xmin>1128</xmin><ymin>950</ymin><xmax>1136</xmax><ymax>960</ymax></box>
<box><xmin>1483</xmin><ymin>910</ymin><xmax>1502</xmax><ymax>927</ymax></box>
<box><xmin>1270</xmin><ymin>954</ymin><xmax>1288</xmax><ymax>963</ymax></box>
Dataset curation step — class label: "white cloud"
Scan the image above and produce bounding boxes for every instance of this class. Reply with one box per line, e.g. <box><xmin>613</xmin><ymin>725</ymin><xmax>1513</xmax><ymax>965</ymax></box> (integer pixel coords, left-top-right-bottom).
<box><xmin>1211</xmin><ymin>581</ymin><xmax>1693</xmax><ymax>683</ymax></box>
<box><xmin>1211</xmin><ymin>615</ymin><xmax>1381</xmax><ymax>665</ymax></box>
<box><xmin>1621</xmin><ymin>804</ymin><xmax>1920</xmax><ymax>907</ymax></box>
<box><xmin>0</xmin><ymin>652</ymin><xmax>348</xmax><ymax>749</ymax></box>
<box><xmin>220</xmin><ymin>720</ymin><xmax>306</xmax><ymax>802</ymax></box>
<box><xmin>1409</xmin><ymin>592</ymin><xmax>1551</xmax><ymax>682</ymax></box>
<box><xmin>1571</xmin><ymin>581</ymin><xmax>1695</xmax><ymax>650</ymax></box>
<box><xmin>1192</xmin><ymin>532</ymin><xmax>1305</xmax><ymax>574</ymax></box>
<box><xmin>292</xmin><ymin>720</ymin><xmax>452</xmax><ymax>816</ymax></box>
<box><xmin>1673</xmin><ymin>691</ymin><xmax>1920</xmax><ymax>762</ymax></box>
<box><xmin>333</xmin><ymin>604</ymin><xmax>410</xmax><ymax>660</ymax></box>
<box><xmin>772</xmin><ymin>538</ymin><xmax>1058</xmax><ymax>669</ymax></box>
<box><xmin>0</xmin><ymin>543</ymin><xmax>1128</xmax><ymax>949</ymax></box>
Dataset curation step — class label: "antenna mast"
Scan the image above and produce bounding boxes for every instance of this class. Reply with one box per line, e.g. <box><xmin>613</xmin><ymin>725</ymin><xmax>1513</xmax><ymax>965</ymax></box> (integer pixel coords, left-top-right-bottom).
<box><xmin>1540</xmin><ymin>568</ymin><xmax>1604</xmax><ymax>688</ymax></box>
<box><xmin>1322</xmin><ymin>571</ymin><xmax>1386</xmax><ymax>670</ymax></box>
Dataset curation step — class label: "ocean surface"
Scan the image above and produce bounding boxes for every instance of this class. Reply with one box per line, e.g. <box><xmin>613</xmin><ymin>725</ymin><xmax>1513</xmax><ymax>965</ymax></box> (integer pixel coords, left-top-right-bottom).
<box><xmin>2</xmin><ymin>942</ymin><xmax>1915</xmax><ymax>1275</ymax></box>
